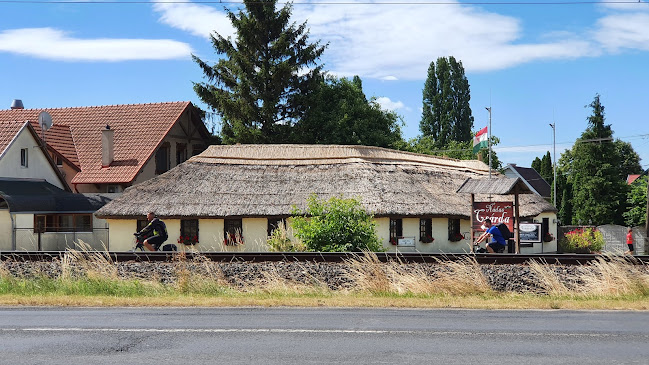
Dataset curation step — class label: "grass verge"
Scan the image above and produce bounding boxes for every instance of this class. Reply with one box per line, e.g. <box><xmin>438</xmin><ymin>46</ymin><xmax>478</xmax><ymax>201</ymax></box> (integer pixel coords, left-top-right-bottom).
<box><xmin>0</xmin><ymin>250</ymin><xmax>648</xmax><ymax>310</ymax></box>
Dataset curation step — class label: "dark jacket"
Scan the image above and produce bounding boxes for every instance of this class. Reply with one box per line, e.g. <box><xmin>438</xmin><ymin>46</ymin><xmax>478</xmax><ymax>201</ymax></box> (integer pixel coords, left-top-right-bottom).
<box><xmin>138</xmin><ymin>218</ymin><xmax>168</xmax><ymax>239</ymax></box>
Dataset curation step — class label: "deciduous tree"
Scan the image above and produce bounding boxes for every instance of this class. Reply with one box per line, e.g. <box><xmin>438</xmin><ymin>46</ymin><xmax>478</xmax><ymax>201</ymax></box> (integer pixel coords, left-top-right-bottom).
<box><xmin>420</xmin><ymin>56</ymin><xmax>474</xmax><ymax>147</ymax></box>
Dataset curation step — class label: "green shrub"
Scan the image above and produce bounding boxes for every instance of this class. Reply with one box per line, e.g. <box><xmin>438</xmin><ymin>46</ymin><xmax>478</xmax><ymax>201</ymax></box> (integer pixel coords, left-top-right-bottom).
<box><xmin>290</xmin><ymin>195</ymin><xmax>383</xmax><ymax>252</ymax></box>
<box><xmin>560</xmin><ymin>227</ymin><xmax>605</xmax><ymax>253</ymax></box>
<box><xmin>266</xmin><ymin>223</ymin><xmax>306</xmax><ymax>252</ymax></box>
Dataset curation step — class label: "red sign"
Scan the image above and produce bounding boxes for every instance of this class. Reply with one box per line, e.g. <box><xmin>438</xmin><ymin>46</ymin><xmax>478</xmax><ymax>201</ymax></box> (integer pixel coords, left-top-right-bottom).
<box><xmin>472</xmin><ymin>201</ymin><xmax>513</xmax><ymax>233</ymax></box>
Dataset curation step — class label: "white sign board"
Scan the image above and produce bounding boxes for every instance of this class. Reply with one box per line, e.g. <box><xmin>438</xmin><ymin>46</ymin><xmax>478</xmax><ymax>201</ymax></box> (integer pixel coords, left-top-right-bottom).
<box><xmin>398</xmin><ymin>237</ymin><xmax>416</xmax><ymax>246</ymax></box>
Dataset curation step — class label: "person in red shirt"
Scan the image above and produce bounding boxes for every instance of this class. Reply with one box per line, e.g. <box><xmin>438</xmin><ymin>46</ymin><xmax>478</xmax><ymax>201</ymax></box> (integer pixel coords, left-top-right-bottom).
<box><xmin>626</xmin><ymin>227</ymin><xmax>634</xmax><ymax>255</ymax></box>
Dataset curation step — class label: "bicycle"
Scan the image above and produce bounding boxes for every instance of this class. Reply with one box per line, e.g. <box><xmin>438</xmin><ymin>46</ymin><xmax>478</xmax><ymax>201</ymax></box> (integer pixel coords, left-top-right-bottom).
<box><xmin>133</xmin><ymin>232</ymin><xmax>178</xmax><ymax>252</ymax></box>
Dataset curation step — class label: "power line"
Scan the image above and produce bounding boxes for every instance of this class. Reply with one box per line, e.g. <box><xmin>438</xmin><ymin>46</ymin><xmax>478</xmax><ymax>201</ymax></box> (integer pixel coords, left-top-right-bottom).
<box><xmin>0</xmin><ymin>0</ymin><xmax>646</xmax><ymax>4</ymax></box>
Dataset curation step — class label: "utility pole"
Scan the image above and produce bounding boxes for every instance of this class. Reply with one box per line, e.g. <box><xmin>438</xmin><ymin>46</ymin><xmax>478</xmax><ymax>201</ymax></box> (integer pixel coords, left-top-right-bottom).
<box><xmin>485</xmin><ymin>107</ymin><xmax>492</xmax><ymax>179</ymax></box>
<box><xmin>549</xmin><ymin>122</ymin><xmax>557</xmax><ymax>207</ymax></box>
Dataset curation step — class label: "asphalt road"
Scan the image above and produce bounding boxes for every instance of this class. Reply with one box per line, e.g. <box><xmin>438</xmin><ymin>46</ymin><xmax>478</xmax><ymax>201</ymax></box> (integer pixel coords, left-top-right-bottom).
<box><xmin>0</xmin><ymin>307</ymin><xmax>647</xmax><ymax>364</ymax></box>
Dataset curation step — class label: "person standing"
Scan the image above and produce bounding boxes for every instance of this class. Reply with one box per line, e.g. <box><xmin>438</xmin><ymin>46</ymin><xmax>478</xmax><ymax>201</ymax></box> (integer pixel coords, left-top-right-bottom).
<box><xmin>625</xmin><ymin>227</ymin><xmax>634</xmax><ymax>255</ymax></box>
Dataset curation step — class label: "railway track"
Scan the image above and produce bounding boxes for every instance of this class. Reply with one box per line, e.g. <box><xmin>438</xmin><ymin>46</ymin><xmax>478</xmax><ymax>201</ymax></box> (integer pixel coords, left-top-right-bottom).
<box><xmin>1</xmin><ymin>251</ymin><xmax>647</xmax><ymax>265</ymax></box>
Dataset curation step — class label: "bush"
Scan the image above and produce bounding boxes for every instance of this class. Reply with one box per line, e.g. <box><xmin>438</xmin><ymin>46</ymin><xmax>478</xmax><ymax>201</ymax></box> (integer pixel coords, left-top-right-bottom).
<box><xmin>560</xmin><ymin>228</ymin><xmax>605</xmax><ymax>253</ymax></box>
<box><xmin>290</xmin><ymin>195</ymin><xmax>383</xmax><ymax>252</ymax></box>
<box><xmin>266</xmin><ymin>223</ymin><xmax>306</xmax><ymax>252</ymax></box>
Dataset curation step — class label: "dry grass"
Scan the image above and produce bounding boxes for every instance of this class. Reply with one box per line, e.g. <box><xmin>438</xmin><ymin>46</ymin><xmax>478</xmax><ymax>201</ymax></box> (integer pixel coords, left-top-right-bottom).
<box><xmin>1</xmin><ymin>246</ymin><xmax>649</xmax><ymax>310</ymax></box>
<box><xmin>529</xmin><ymin>254</ymin><xmax>649</xmax><ymax>297</ymax></box>
<box><xmin>344</xmin><ymin>252</ymin><xmax>492</xmax><ymax>296</ymax></box>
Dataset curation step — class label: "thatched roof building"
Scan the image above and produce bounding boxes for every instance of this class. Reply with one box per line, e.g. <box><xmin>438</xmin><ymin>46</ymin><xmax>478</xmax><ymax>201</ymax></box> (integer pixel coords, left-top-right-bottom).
<box><xmin>96</xmin><ymin>144</ymin><xmax>556</xmax><ymax>219</ymax></box>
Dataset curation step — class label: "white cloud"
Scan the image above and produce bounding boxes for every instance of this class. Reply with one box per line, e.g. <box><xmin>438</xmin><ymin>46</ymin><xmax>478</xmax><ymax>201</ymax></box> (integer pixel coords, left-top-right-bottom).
<box><xmin>374</xmin><ymin>97</ymin><xmax>405</xmax><ymax>111</ymax></box>
<box><xmin>0</xmin><ymin>28</ymin><xmax>192</xmax><ymax>61</ymax></box>
<box><xmin>152</xmin><ymin>1</ymin><xmax>648</xmax><ymax>80</ymax></box>
<box><xmin>594</xmin><ymin>13</ymin><xmax>649</xmax><ymax>52</ymax></box>
<box><xmin>153</xmin><ymin>2</ymin><xmax>235</xmax><ymax>40</ymax></box>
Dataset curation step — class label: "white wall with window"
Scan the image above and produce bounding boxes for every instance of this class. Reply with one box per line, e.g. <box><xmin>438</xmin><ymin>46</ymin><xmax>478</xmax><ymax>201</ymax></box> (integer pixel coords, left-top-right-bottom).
<box><xmin>0</xmin><ymin>126</ymin><xmax>66</xmax><ymax>189</ymax></box>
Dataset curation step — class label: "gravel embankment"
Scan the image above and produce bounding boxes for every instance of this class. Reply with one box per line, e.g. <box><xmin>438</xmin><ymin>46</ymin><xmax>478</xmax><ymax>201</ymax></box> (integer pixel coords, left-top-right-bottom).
<box><xmin>0</xmin><ymin>259</ymin><xmax>606</xmax><ymax>294</ymax></box>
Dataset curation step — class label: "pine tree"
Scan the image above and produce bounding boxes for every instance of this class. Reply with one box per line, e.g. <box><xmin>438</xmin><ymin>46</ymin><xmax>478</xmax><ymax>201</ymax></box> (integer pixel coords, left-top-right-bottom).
<box><xmin>563</xmin><ymin>94</ymin><xmax>636</xmax><ymax>225</ymax></box>
<box><xmin>193</xmin><ymin>0</ymin><xmax>326</xmax><ymax>144</ymax></box>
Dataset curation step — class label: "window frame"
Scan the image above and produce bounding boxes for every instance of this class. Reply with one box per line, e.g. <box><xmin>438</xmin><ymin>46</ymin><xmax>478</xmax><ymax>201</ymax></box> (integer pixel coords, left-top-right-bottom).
<box><xmin>20</xmin><ymin>148</ymin><xmax>28</xmax><ymax>167</ymax></box>
<box><xmin>33</xmin><ymin>214</ymin><xmax>93</xmax><ymax>233</ymax></box>
<box><xmin>389</xmin><ymin>218</ymin><xmax>403</xmax><ymax>244</ymax></box>
<box><xmin>155</xmin><ymin>142</ymin><xmax>171</xmax><ymax>174</ymax></box>
<box><xmin>180</xmin><ymin>219</ymin><xmax>199</xmax><ymax>245</ymax></box>
<box><xmin>176</xmin><ymin>143</ymin><xmax>187</xmax><ymax>166</ymax></box>
<box><xmin>448</xmin><ymin>218</ymin><xmax>462</xmax><ymax>242</ymax></box>
<box><xmin>420</xmin><ymin>218</ymin><xmax>433</xmax><ymax>243</ymax></box>
<box><xmin>224</xmin><ymin>218</ymin><xmax>243</xmax><ymax>245</ymax></box>
<box><xmin>267</xmin><ymin>217</ymin><xmax>286</xmax><ymax>237</ymax></box>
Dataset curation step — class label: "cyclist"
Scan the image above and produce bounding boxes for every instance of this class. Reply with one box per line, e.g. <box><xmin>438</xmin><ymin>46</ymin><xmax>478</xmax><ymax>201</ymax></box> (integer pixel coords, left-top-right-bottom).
<box><xmin>474</xmin><ymin>219</ymin><xmax>506</xmax><ymax>253</ymax></box>
<box><xmin>135</xmin><ymin>212</ymin><xmax>168</xmax><ymax>251</ymax></box>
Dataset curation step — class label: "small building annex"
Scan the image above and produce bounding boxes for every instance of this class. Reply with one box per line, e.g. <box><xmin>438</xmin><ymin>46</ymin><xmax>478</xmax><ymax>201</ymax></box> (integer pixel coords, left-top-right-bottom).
<box><xmin>96</xmin><ymin>144</ymin><xmax>558</xmax><ymax>253</ymax></box>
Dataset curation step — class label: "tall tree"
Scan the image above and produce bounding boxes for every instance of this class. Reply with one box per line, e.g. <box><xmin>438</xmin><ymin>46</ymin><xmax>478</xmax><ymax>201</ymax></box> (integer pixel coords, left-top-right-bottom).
<box><xmin>624</xmin><ymin>176</ymin><xmax>647</xmax><ymax>227</ymax></box>
<box><xmin>294</xmin><ymin>76</ymin><xmax>402</xmax><ymax>147</ymax></box>
<box><xmin>420</xmin><ymin>56</ymin><xmax>474</xmax><ymax>147</ymax></box>
<box><xmin>561</xmin><ymin>94</ymin><xmax>639</xmax><ymax>225</ymax></box>
<box><xmin>193</xmin><ymin>0</ymin><xmax>326</xmax><ymax>144</ymax></box>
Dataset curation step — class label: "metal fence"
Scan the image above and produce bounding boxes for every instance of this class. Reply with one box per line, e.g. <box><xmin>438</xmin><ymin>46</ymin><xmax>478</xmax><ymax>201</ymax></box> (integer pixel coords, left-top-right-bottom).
<box><xmin>13</xmin><ymin>228</ymin><xmax>109</xmax><ymax>251</ymax></box>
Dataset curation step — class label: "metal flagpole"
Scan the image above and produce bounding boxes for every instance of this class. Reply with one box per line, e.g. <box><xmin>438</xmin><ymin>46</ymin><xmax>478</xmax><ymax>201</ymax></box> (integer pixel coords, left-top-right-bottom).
<box><xmin>486</xmin><ymin>107</ymin><xmax>492</xmax><ymax>179</ymax></box>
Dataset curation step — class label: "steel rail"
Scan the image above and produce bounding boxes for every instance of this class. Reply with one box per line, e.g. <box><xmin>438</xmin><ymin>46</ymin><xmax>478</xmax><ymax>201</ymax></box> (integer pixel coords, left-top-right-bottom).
<box><xmin>1</xmin><ymin>251</ymin><xmax>647</xmax><ymax>265</ymax></box>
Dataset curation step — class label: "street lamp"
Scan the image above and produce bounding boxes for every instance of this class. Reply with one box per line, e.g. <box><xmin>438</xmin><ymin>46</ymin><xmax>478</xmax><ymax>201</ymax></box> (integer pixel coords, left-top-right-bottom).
<box><xmin>485</xmin><ymin>107</ymin><xmax>492</xmax><ymax>179</ymax></box>
<box><xmin>549</xmin><ymin>123</ymin><xmax>556</xmax><ymax>207</ymax></box>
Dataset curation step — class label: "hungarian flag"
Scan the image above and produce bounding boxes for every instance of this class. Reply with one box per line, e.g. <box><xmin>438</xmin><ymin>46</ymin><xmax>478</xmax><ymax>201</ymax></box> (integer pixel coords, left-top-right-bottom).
<box><xmin>472</xmin><ymin>126</ymin><xmax>488</xmax><ymax>154</ymax></box>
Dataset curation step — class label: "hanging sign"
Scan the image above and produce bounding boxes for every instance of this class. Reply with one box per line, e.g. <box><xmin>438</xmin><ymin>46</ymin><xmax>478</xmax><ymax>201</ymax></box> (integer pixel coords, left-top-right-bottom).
<box><xmin>472</xmin><ymin>201</ymin><xmax>514</xmax><ymax>234</ymax></box>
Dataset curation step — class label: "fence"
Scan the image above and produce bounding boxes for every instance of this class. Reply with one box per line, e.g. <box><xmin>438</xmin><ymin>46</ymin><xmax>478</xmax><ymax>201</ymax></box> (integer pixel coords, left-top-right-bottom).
<box><xmin>558</xmin><ymin>225</ymin><xmax>646</xmax><ymax>254</ymax></box>
<box><xmin>13</xmin><ymin>228</ymin><xmax>109</xmax><ymax>251</ymax></box>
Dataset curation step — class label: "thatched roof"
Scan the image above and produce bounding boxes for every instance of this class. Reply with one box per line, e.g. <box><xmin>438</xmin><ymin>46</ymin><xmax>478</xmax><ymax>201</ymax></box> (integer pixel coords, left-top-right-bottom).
<box><xmin>96</xmin><ymin>145</ymin><xmax>556</xmax><ymax>219</ymax></box>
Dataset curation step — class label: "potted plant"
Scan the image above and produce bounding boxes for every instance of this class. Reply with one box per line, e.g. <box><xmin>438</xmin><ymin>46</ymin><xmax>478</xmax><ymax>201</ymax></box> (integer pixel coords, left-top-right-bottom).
<box><xmin>420</xmin><ymin>234</ymin><xmax>434</xmax><ymax>244</ymax></box>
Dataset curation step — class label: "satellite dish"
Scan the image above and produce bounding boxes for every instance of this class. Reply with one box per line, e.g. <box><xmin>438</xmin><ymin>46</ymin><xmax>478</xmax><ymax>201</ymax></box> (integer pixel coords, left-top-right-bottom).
<box><xmin>38</xmin><ymin>111</ymin><xmax>53</xmax><ymax>132</ymax></box>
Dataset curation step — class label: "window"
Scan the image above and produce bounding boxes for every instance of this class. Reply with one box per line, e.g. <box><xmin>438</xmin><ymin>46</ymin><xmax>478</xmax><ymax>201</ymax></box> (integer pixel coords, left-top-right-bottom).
<box><xmin>55</xmin><ymin>156</ymin><xmax>63</xmax><ymax>167</ymax></box>
<box><xmin>20</xmin><ymin>148</ymin><xmax>28</xmax><ymax>167</ymax></box>
<box><xmin>267</xmin><ymin>217</ymin><xmax>286</xmax><ymax>236</ymax></box>
<box><xmin>389</xmin><ymin>218</ymin><xmax>403</xmax><ymax>244</ymax></box>
<box><xmin>180</xmin><ymin>219</ymin><xmax>199</xmax><ymax>245</ymax></box>
<box><xmin>155</xmin><ymin>142</ymin><xmax>170</xmax><ymax>174</ymax></box>
<box><xmin>33</xmin><ymin>214</ymin><xmax>93</xmax><ymax>233</ymax></box>
<box><xmin>448</xmin><ymin>218</ymin><xmax>462</xmax><ymax>242</ymax></box>
<box><xmin>136</xmin><ymin>219</ymin><xmax>149</xmax><ymax>233</ymax></box>
<box><xmin>176</xmin><ymin>143</ymin><xmax>187</xmax><ymax>165</ymax></box>
<box><xmin>224</xmin><ymin>218</ymin><xmax>243</xmax><ymax>245</ymax></box>
<box><xmin>420</xmin><ymin>218</ymin><xmax>433</xmax><ymax>243</ymax></box>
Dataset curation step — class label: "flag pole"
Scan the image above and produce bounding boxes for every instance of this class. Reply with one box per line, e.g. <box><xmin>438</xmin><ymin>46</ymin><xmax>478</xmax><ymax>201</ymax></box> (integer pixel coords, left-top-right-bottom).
<box><xmin>486</xmin><ymin>107</ymin><xmax>492</xmax><ymax>179</ymax></box>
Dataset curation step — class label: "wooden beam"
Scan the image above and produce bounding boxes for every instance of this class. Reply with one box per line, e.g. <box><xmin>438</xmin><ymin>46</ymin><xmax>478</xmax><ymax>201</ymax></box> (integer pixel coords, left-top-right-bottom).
<box><xmin>514</xmin><ymin>189</ymin><xmax>520</xmax><ymax>254</ymax></box>
<box><xmin>470</xmin><ymin>193</ymin><xmax>475</xmax><ymax>253</ymax></box>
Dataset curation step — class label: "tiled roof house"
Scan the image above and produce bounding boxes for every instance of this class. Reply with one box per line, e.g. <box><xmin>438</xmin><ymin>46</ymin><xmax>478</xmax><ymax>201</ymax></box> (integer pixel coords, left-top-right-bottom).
<box><xmin>0</xmin><ymin>102</ymin><xmax>212</xmax><ymax>193</ymax></box>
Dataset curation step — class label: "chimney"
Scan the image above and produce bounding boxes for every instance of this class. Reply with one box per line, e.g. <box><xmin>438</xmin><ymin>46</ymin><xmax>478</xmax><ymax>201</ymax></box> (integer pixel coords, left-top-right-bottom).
<box><xmin>101</xmin><ymin>124</ymin><xmax>114</xmax><ymax>167</ymax></box>
<box><xmin>10</xmin><ymin>99</ymin><xmax>24</xmax><ymax>109</ymax></box>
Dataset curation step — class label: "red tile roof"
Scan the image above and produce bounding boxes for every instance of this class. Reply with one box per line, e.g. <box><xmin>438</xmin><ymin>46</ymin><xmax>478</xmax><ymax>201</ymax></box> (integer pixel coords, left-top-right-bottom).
<box><xmin>0</xmin><ymin>121</ymin><xmax>27</xmax><ymax>157</ymax></box>
<box><xmin>44</xmin><ymin>124</ymin><xmax>80</xmax><ymax>169</ymax></box>
<box><xmin>0</xmin><ymin>102</ymin><xmax>194</xmax><ymax>185</ymax></box>
<box><xmin>627</xmin><ymin>174</ymin><xmax>641</xmax><ymax>185</ymax></box>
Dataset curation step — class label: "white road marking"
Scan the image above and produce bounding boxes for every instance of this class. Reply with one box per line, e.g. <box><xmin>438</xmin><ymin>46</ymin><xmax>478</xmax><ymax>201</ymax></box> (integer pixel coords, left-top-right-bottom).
<box><xmin>0</xmin><ymin>327</ymin><xmax>642</xmax><ymax>338</ymax></box>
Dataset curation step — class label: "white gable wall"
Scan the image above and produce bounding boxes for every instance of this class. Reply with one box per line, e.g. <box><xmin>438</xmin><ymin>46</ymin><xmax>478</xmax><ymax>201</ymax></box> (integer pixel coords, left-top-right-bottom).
<box><xmin>0</xmin><ymin>127</ymin><xmax>65</xmax><ymax>189</ymax></box>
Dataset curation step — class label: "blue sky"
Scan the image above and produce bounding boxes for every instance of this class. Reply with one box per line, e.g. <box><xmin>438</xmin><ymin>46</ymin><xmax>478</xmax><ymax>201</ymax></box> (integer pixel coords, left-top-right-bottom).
<box><xmin>1</xmin><ymin>0</ymin><xmax>648</xmax><ymax>169</ymax></box>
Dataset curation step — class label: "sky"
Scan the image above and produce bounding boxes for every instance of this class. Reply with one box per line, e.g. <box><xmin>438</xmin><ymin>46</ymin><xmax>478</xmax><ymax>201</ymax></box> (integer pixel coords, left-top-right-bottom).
<box><xmin>1</xmin><ymin>0</ymin><xmax>648</xmax><ymax>169</ymax></box>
